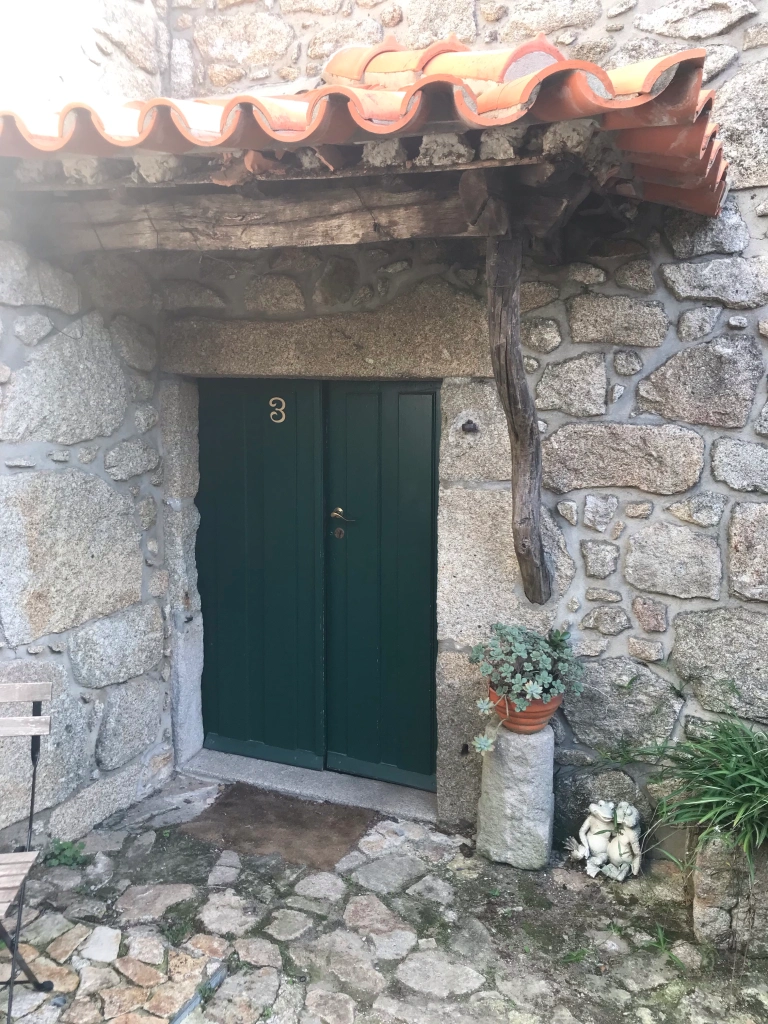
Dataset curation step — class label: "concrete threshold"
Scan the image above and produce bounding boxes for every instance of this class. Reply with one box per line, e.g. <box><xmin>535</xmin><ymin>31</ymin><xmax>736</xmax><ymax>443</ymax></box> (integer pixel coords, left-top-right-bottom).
<box><xmin>182</xmin><ymin>748</ymin><xmax>438</xmax><ymax>823</ymax></box>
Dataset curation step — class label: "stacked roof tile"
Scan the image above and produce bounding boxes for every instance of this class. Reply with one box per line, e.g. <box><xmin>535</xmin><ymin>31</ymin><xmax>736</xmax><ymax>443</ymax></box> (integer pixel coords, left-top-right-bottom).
<box><xmin>0</xmin><ymin>33</ymin><xmax>726</xmax><ymax>215</ymax></box>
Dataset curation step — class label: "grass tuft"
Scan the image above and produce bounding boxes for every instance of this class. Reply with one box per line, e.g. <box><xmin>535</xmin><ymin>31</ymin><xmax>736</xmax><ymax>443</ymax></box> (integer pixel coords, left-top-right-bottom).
<box><xmin>645</xmin><ymin>718</ymin><xmax>768</xmax><ymax>873</ymax></box>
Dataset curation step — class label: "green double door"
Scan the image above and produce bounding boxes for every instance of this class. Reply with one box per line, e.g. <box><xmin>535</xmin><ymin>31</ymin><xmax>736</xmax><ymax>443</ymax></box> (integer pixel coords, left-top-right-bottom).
<box><xmin>196</xmin><ymin>379</ymin><xmax>439</xmax><ymax>791</ymax></box>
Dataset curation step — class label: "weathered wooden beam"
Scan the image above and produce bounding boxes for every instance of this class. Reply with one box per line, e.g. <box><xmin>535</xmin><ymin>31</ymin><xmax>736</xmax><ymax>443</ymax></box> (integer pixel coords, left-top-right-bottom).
<box><xmin>18</xmin><ymin>181</ymin><xmax>494</xmax><ymax>256</ymax></box>
<box><xmin>458</xmin><ymin>168</ymin><xmax>510</xmax><ymax>235</ymax></box>
<box><xmin>487</xmin><ymin>233</ymin><xmax>552</xmax><ymax>606</ymax></box>
<box><xmin>459</xmin><ymin>167</ymin><xmax>589</xmax><ymax>239</ymax></box>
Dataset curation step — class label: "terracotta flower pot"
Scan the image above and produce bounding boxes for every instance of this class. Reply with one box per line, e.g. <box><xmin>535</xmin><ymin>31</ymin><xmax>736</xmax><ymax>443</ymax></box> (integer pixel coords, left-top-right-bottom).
<box><xmin>489</xmin><ymin>686</ymin><xmax>563</xmax><ymax>735</ymax></box>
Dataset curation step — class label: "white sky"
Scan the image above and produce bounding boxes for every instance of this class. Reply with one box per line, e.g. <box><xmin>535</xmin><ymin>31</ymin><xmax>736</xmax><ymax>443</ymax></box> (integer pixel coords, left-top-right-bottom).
<box><xmin>0</xmin><ymin>0</ymin><xmax>156</xmax><ymax>111</ymax></box>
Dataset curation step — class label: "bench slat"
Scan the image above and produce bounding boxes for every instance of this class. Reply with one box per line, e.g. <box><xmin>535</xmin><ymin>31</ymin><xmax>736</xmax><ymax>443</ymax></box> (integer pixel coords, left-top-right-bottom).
<box><xmin>0</xmin><ymin>885</ymin><xmax>20</xmax><ymax>903</ymax></box>
<box><xmin>0</xmin><ymin>902</ymin><xmax>11</xmax><ymax>918</ymax></box>
<box><xmin>0</xmin><ymin>682</ymin><xmax>53</xmax><ymax>704</ymax></box>
<box><xmin>0</xmin><ymin>717</ymin><xmax>51</xmax><ymax>737</ymax></box>
<box><xmin>0</xmin><ymin>853</ymin><xmax>39</xmax><ymax>867</ymax></box>
<box><xmin>0</xmin><ymin>878</ymin><xmax>26</xmax><ymax>894</ymax></box>
<box><xmin>0</xmin><ymin>863</ymin><xmax>31</xmax><ymax>879</ymax></box>
<box><xmin>0</xmin><ymin>862</ymin><xmax>31</xmax><ymax>877</ymax></box>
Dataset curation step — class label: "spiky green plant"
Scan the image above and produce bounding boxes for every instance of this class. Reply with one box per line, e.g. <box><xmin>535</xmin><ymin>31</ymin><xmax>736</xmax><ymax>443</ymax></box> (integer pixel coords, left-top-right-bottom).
<box><xmin>649</xmin><ymin>718</ymin><xmax>768</xmax><ymax>871</ymax></box>
<box><xmin>644</xmin><ymin>925</ymin><xmax>685</xmax><ymax>969</ymax></box>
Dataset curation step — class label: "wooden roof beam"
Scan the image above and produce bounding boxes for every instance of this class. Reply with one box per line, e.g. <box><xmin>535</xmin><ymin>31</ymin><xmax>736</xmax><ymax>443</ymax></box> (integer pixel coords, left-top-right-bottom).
<box><xmin>14</xmin><ymin>168</ymin><xmax>593</xmax><ymax>258</ymax></box>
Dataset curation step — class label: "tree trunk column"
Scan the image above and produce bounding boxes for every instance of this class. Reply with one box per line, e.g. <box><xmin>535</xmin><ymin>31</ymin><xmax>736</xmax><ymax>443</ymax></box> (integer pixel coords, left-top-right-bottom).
<box><xmin>486</xmin><ymin>234</ymin><xmax>551</xmax><ymax>605</ymax></box>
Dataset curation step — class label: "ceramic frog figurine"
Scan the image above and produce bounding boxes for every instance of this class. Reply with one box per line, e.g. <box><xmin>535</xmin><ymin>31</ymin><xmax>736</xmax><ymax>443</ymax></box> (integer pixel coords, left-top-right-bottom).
<box><xmin>601</xmin><ymin>801</ymin><xmax>642</xmax><ymax>881</ymax></box>
<box><xmin>565</xmin><ymin>799</ymin><xmax>642</xmax><ymax>882</ymax></box>
<box><xmin>565</xmin><ymin>800</ymin><xmax>615</xmax><ymax>875</ymax></box>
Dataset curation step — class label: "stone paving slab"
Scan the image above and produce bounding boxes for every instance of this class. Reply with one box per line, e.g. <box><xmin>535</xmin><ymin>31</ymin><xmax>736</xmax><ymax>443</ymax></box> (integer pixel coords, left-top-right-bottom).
<box><xmin>0</xmin><ymin>774</ymin><xmax>764</xmax><ymax>1024</ymax></box>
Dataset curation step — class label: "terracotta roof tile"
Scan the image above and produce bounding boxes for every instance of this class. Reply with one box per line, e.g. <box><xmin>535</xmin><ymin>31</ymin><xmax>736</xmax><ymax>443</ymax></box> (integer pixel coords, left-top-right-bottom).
<box><xmin>0</xmin><ymin>32</ymin><xmax>727</xmax><ymax>214</ymax></box>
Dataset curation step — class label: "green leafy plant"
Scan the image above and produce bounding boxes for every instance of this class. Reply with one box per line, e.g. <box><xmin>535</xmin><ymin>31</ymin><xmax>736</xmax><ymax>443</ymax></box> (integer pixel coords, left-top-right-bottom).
<box><xmin>644</xmin><ymin>925</ymin><xmax>684</xmax><ymax>969</ymax></box>
<box><xmin>562</xmin><ymin>948</ymin><xmax>589</xmax><ymax>963</ymax></box>
<box><xmin>198</xmin><ymin>980</ymin><xmax>216</xmax><ymax>1008</ymax></box>
<box><xmin>470</xmin><ymin>624</ymin><xmax>583</xmax><ymax>753</ymax></box>
<box><xmin>43</xmin><ymin>839</ymin><xmax>88</xmax><ymax>867</ymax></box>
<box><xmin>645</xmin><ymin>718</ymin><xmax>768</xmax><ymax>872</ymax></box>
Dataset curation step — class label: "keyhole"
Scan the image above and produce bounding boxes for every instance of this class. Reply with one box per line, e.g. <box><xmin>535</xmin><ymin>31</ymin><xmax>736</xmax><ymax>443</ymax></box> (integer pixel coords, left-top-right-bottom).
<box><xmin>334</xmin><ymin>527</ymin><xmax>345</xmax><ymax>539</ymax></box>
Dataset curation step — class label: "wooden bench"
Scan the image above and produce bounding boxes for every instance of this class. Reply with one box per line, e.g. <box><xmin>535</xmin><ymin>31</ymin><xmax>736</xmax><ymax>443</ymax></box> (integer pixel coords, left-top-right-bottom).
<box><xmin>0</xmin><ymin>680</ymin><xmax>55</xmax><ymax>1013</ymax></box>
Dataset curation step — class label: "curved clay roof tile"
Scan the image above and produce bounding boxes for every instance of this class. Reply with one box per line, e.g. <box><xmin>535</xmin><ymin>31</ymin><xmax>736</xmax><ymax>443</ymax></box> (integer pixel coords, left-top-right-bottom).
<box><xmin>0</xmin><ymin>34</ymin><xmax>728</xmax><ymax>214</ymax></box>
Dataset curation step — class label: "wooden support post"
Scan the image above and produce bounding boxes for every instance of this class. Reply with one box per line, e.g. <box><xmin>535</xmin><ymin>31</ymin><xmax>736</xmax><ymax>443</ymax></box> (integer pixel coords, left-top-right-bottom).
<box><xmin>486</xmin><ymin>234</ymin><xmax>552</xmax><ymax>605</ymax></box>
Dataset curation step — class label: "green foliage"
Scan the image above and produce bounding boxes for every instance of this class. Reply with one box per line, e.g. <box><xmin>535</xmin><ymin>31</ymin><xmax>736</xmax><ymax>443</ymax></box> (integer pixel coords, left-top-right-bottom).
<box><xmin>198</xmin><ymin>981</ymin><xmax>216</xmax><ymax>1008</ymax></box>
<box><xmin>161</xmin><ymin>899</ymin><xmax>201</xmax><ymax>947</ymax></box>
<box><xmin>594</xmin><ymin>735</ymin><xmax>643</xmax><ymax>768</ymax></box>
<box><xmin>646</xmin><ymin>718</ymin><xmax>768</xmax><ymax>871</ymax></box>
<box><xmin>562</xmin><ymin>948</ymin><xmax>589</xmax><ymax>963</ymax></box>
<box><xmin>644</xmin><ymin>925</ymin><xmax>685</xmax><ymax>969</ymax></box>
<box><xmin>470</xmin><ymin>624</ymin><xmax>583</xmax><ymax>753</ymax></box>
<box><xmin>44</xmin><ymin>839</ymin><xmax>88</xmax><ymax>867</ymax></box>
<box><xmin>470</xmin><ymin>623</ymin><xmax>583</xmax><ymax>712</ymax></box>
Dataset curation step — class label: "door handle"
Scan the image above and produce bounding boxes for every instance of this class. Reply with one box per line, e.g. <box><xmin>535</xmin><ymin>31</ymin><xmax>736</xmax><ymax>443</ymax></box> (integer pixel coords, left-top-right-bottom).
<box><xmin>330</xmin><ymin>507</ymin><xmax>356</xmax><ymax>523</ymax></box>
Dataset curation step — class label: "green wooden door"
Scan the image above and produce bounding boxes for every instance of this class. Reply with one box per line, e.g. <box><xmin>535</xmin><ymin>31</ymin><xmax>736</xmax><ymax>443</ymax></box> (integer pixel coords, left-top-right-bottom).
<box><xmin>197</xmin><ymin>379</ymin><xmax>325</xmax><ymax>769</ymax></box>
<box><xmin>325</xmin><ymin>382</ymin><xmax>439</xmax><ymax>790</ymax></box>
<box><xmin>196</xmin><ymin>379</ymin><xmax>438</xmax><ymax>790</ymax></box>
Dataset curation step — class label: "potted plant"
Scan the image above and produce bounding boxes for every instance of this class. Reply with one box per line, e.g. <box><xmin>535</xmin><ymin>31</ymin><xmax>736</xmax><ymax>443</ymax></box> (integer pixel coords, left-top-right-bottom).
<box><xmin>470</xmin><ymin>623</ymin><xmax>583</xmax><ymax>752</ymax></box>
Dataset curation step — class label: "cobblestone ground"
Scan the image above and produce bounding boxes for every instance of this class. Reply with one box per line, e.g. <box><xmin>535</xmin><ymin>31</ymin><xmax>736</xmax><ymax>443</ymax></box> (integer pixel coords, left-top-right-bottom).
<box><xmin>1</xmin><ymin>776</ymin><xmax>767</xmax><ymax>1024</ymax></box>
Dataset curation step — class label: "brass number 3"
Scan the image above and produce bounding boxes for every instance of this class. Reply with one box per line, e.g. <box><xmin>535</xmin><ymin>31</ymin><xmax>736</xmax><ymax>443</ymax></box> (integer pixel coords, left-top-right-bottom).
<box><xmin>269</xmin><ymin>397</ymin><xmax>286</xmax><ymax>423</ymax></box>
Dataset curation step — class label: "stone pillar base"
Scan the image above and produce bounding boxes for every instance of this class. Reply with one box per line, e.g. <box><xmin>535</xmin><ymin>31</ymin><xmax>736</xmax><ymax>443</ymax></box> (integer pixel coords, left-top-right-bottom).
<box><xmin>475</xmin><ymin>725</ymin><xmax>554</xmax><ymax>869</ymax></box>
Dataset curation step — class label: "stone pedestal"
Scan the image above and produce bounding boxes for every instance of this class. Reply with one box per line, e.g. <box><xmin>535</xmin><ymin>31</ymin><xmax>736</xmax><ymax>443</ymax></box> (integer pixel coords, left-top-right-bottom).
<box><xmin>476</xmin><ymin>725</ymin><xmax>554</xmax><ymax>869</ymax></box>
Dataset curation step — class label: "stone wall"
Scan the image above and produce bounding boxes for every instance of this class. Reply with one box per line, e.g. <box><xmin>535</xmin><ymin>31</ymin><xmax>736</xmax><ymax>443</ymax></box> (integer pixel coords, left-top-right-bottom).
<box><xmin>693</xmin><ymin>839</ymin><xmax>768</xmax><ymax>954</ymax></box>
<box><xmin>2</xmin><ymin>2</ymin><xmax>768</xmax><ymax>900</ymax></box>
<box><xmin>0</xmin><ymin>243</ymin><xmax>176</xmax><ymax>841</ymax></box>
<box><xmin>3</xmin><ymin>183</ymin><xmax>768</xmax><ymax>853</ymax></box>
<box><xmin>86</xmin><ymin>189</ymin><xmax>764</xmax><ymax>840</ymax></box>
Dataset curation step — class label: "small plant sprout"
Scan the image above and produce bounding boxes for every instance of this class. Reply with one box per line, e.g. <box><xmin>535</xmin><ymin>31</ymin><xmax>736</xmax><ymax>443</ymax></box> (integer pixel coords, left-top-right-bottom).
<box><xmin>44</xmin><ymin>839</ymin><xmax>88</xmax><ymax>868</ymax></box>
<box><xmin>470</xmin><ymin>623</ymin><xmax>583</xmax><ymax>753</ymax></box>
<box><xmin>644</xmin><ymin>925</ymin><xmax>685</xmax><ymax>969</ymax></box>
<box><xmin>562</xmin><ymin>948</ymin><xmax>589</xmax><ymax>963</ymax></box>
<box><xmin>476</xmin><ymin>697</ymin><xmax>495</xmax><ymax>715</ymax></box>
<box><xmin>472</xmin><ymin>734</ymin><xmax>495</xmax><ymax>754</ymax></box>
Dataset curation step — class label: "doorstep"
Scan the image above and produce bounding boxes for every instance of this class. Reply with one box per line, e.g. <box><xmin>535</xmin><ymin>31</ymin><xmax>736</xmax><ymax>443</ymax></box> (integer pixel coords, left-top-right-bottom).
<box><xmin>181</xmin><ymin>748</ymin><xmax>438</xmax><ymax>823</ymax></box>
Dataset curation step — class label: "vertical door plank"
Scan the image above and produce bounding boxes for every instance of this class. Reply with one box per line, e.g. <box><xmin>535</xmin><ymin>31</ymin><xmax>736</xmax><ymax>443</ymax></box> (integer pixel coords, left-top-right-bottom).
<box><xmin>326</xmin><ymin>388</ymin><xmax>382</xmax><ymax>768</ymax></box>
<box><xmin>380</xmin><ymin>388</ymin><xmax>437</xmax><ymax>779</ymax></box>
<box><xmin>326</xmin><ymin>381</ymin><xmax>438</xmax><ymax>790</ymax></box>
<box><xmin>197</xmin><ymin>379</ymin><xmax>324</xmax><ymax>768</ymax></box>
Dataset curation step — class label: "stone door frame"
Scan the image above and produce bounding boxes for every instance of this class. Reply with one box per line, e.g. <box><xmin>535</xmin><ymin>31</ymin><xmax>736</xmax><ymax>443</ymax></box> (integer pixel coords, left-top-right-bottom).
<box><xmin>162</xmin><ymin>368</ymin><xmax>453</xmax><ymax>808</ymax></box>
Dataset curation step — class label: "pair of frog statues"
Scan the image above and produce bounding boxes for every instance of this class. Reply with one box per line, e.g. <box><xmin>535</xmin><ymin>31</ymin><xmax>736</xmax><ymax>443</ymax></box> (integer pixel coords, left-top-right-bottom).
<box><xmin>566</xmin><ymin>800</ymin><xmax>642</xmax><ymax>881</ymax></box>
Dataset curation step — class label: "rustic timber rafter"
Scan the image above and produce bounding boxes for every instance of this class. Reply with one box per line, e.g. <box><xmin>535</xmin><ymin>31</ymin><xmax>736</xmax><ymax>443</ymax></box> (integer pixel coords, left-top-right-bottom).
<box><xmin>11</xmin><ymin>178</ymin><xmax>493</xmax><ymax>256</ymax></box>
<box><xmin>12</xmin><ymin>165</ymin><xmax>591</xmax><ymax>258</ymax></box>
